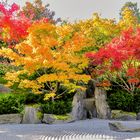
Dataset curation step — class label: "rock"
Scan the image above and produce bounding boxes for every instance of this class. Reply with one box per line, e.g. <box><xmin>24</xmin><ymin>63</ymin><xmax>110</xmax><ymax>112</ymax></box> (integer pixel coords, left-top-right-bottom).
<box><xmin>136</xmin><ymin>112</ymin><xmax>140</xmax><ymax>120</ymax></box>
<box><xmin>42</xmin><ymin>114</ymin><xmax>74</xmax><ymax>124</ymax></box>
<box><xmin>94</xmin><ymin>87</ymin><xmax>111</xmax><ymax>119</ymax></box>
<box><xmin>86</xmin><ymin>79</ymin><xmax>96</xmax><ymax>98</ymax></box>
<box><xmin>0</xmin><ymin>114</ymin><xmax>22</xmax><ymax>124</ymax></box>
<box><xmin>111</xmin><ymin>110</ymin><xmax>136</xmax><ymax>121</ymax></box>
<box><xmin>42</xmin><ymin>114</ymin><xmax>55</xmax><ymax>124</ymax></box>
<box><xmin>83</xmin><ymin>98</ymin><xmax>97</xmax><ymax>118</ymax></box>
<box><xmin>0</xmin><ymin>84</ymin><xmax>11</xmax><ymax>93</ymax></box>
<box><xmin>22</xmin><ymin>105</ymin><xmax>43</xmax><ymax>124</ymax></box>
<box><xmin>115</xmin><ymin>115</ymin><xmax>136</xmax><ymax>121</ymax></box>
<box><xmin>71</xmin><ymin>89</ymin><xmax>87</xmax><ymax>120</ymax></box>
<box><xmin>109</xmin><ymin>122</ymin><xmax>126</xmax><ymax>131</ymax></box>
<box><xmin>65</xmin><ymin>119</ymin><xmax>76</xmax><ymax>123</ymax></box>
<box><xmin>109</xmin><ymin>122</ymin><xmax>140</xmax><ymax>132</ymax></box>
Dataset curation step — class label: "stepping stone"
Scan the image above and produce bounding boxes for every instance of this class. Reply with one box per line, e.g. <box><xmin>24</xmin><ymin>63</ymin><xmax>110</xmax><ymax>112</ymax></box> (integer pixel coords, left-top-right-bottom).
<box><xmin>109</xmin><ymin>122</ymin><xmax>140</xmax><ymax>132</ymax></box>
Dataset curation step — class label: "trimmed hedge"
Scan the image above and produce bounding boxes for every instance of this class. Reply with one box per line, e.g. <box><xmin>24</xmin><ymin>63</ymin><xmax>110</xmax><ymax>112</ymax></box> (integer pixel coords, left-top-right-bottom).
<box><xmin>41</xmin><ymin>100</ymin><xmax>72</xmax><ymax>115</ymax></box>
<box><xmin>0</xmin><ymin>94</ymin><xmax>25</xmax><ymax>114</ymax></box>
<box><xmin>134</xmin><ymin>94</ymin><xmax>140</xmax><ymax>113</ymax></box>
<box><xmin>0</xmin><ymin>93</ymin><xmax>72</xmax><ymax>115</ymax></box>
<box><xmin>107</xmin><ymin>90</ymin><xmax>140</xmax><ymax>113</ymax></box>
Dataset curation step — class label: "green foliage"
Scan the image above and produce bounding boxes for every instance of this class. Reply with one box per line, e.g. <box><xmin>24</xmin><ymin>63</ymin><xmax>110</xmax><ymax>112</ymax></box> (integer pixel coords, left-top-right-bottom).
<box><xmin>0</xmin><ymin>40</ymin><xmax>7</xmax><ymax>49</ymax></box>
<box><xmin>120</xmin><ymin>2</ymin><xmax>140</xmax><ymax>22</ymax></box>
<box><xmin>23</xmin><ymin>93</ymin><xmax>45</xmax><ymax>104</ymax></box>
<box><xmin>0</xmin><ymin>93</ymin><xmax>44</xmax><ymax>114</ymax></box>
<box><xmin>134</xmin><ymin>93</ymin><xmax>140</xmax><ymax>113</ymax></box>
<box><xmin>37</xmin><ymin>111</ymin><xmax>43</xmax><ymax>119</ymax></box>
<box><xmin>107</xmin><ymin>90</ymin><xmax>134</xmax><ymax>112</ymax></box>
<box><xmin>0</xmin><ymin>63</ymin><xmax>20</xmax><ymax>85</ymax></box>
<box><xmin>0</xmin><ymin>94</ymin><xmax>25</xmax><ymax>114</ymax></box>
<box><xmin>0</xmin><ymin>77</ymin><xmax>7</xmax><ymax>84</ymax></box>
<box><xmin>0</xmin><ymin>93</ymin><xmax>72</xmax><ymax>115</ymax></box>
<box><xmin>0</xmin><ymin>64</ymin><xmax>9</xmax><ymax>76</ymax></box>
<box><xmin>41</xmin><ymin>100</ymin><xmax>72</xmax><ymax>115</ymax></box>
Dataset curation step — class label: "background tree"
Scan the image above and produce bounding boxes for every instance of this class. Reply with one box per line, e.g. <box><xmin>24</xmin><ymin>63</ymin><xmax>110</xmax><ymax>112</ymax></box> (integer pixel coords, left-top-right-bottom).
<box><xmin>0</xmin><ymin>2</ymin><xmax>31</xmax><ymax>46</ymax></box>
<box><xmin>20</xmin><ymin>0</ymin><xmax>61</xmax><ymax>23</ymax></box>
<box><xmin>119</xmin><ymin>7</ymin><xmax>138</xmax><ymax>30</ymax></box>
<box><xmin>0</xmin><ymin>2</ymin><xmax>32</xmax><ymax>63</ymax></box>
<box><xmin>0</xmin><ymin>0</ymin><xmax>8</xmax><ymax>6</ymax></box>
<box><xmin>71</xmin><ymin>10</ymin><xmax>138</xmax><ymax>53</ymax></box>
<box><xmin>120</xmin><ymin>2</ymin><xmax>140</xmax><ymax>23</ymax></box>
<box><xmin>71</xmin><ymin>13</ymin><xmax>121</xmax><ymax>52</ymax></box>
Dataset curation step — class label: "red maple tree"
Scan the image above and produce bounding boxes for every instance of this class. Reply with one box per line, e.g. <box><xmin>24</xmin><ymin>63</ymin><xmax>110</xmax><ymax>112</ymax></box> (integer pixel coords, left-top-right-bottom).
<box><xmin>86</xmin><ymin>28</ymin><xmax>140</xmax><ymax>94</ymax></box>
<box><xmin>0</xmin><ymin>3</ymin><xmax>31</xmax><ymax>46</ymax></box>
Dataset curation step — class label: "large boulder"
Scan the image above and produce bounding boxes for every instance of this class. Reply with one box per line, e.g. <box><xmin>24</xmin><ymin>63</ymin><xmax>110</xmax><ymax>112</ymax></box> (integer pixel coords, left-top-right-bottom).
<box><xmin>114</xmin><ymin>115</ymin><xmax>136</xmax><ymax>121</ymax></box>
<box><xmin>111</xmin><ymin>110</ymin><xmax>136</xmax><ymax>121</ymax></box>
<box><xmin>109</xmin><ymin>122</ymin><xmax>140</xmax><ymax>132</ymax></box>
<box><xmin>0</xmin><ymin>114</ymin><xmax>22</xmax><ymax>124</ymax></box>
<box><xmin>136</xmin><ymin>112</ymin><xmax>140</xmax><ymax>120</ymax></box>
<box><xmin>71</xmin><ymin>89</ymin><xmax>87</xmax><ymax>120</ymax></box>
<box><xmin>0</xmin><ymin>84</ymin><xmax>11</xmax><ymax>93</ymax></box>
<box><xmin>86</xmin><ymin>79</ymin><xmax>96</xmax><ymax>98</ymax></box>
<box><xmin>83</xmin><ymin>98</ymin><xmax>97</xmax><ymax>118</ymax></box>
<box><xmin>42</xmin><ymin>114</ymin><xmax>74</xmax><ymax>124</ymax></box>
<box><xmin>22</xmin><ymin>105</ymin><xmax>43</xmax><ymax>124</ymax></box>
<box><xmin>42</xmin><ymin>114</ymin><xmax>55</xmax><ymax>124</ymax></box>
<box><xmin>94</xmin><ymin>87</ymin><xmax>111</xmax><ymax>119</ymax></box>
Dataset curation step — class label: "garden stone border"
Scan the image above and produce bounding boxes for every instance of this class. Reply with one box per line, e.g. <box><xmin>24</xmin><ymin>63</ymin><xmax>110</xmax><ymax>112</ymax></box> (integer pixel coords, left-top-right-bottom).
<box><xmin>0</xmin><ymin>113</ymin><xmax>73</xmax><ymax>124</ymax></box>
<box><xmin>0</xmin><ymin>114</ymin><xmax>22</xmax><ymax>124</ymax></box>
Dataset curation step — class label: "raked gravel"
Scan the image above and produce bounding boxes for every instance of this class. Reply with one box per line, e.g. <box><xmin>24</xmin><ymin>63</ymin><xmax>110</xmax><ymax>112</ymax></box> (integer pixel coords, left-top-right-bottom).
<box><xmin>0</xmin><ymin>119</ymin><xmax>140</xmax><ymax>140</ymax></box>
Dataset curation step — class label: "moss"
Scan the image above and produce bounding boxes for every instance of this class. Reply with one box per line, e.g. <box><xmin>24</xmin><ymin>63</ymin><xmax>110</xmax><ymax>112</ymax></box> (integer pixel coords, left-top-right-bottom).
<box><xmin>111</xmin><ymin>110</ymin><xmax>136</xmax><ymax>119</ymax></box>
<box><xmin>37</xmin><ymin>111</ymin><xmax>43</xmax><ymax>120</ymax></box>
<box><xmin>33</xmin><ymin>104</ymin><xmax>41</xmax><ymax>108</ymax></box>
<box><xmin>53</xmin><ymin>114</ymin><xmax>70</xmax><ymax>120</ymax></box>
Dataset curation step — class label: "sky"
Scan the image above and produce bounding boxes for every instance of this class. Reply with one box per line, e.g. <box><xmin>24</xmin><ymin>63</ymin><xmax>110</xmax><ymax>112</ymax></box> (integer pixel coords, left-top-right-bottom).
<box><xmin>9</xmin><ymin>0</ymin><xmax>140</xmax><ymax>22</ymax></box>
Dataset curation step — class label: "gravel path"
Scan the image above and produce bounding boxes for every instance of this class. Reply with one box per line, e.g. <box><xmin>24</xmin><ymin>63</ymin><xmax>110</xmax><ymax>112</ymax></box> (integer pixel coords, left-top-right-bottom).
<box><xmin>0</xmin><ymin>119</ymin><xmax>140</xmax><ymax>140</ymax></box>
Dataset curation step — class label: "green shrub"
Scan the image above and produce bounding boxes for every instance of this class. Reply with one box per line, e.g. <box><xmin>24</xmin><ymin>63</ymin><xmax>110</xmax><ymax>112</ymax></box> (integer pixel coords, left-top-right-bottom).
<box><xmin>0</xmin><ymin>77</ymin><xmax>7</xmax><ymax>84</ymax></box>
<box><xmin>0</xmin><ymin>93</ymin><xmax>72</xmax><ymax>115</ymax></box>
<box><xmin>134</xmin><ymin>93</ymin><xmax>140</xmax><ymax>113</ymax></box>
<box><xmin>0</xmin><ymin>94</ymin><xmax>25</xmax><ymax>114</ymax></box>
<box><xmin>107</xmin><ymin>90</ymin><xmax>134</xmax><ymax>112</ymax></box>
<box><xmin>24</xmin><ymin>93</ymin><xmax>45</xmax><ymax>104</ymax></box>
<box><xmin>0</xmin><ymin>93</ymin><xmax>45</xmax><ymax>114</ymax></box>
<box><xmin>41</xmin><ymin>100</ymin><xmax>72</xmax><ymax>115</ymax></box>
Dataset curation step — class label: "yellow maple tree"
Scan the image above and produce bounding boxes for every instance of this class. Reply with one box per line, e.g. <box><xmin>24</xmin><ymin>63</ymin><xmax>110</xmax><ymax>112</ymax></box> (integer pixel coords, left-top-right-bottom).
<box><xmin>0</xmin><ymin>20</ymin><xmax>90</xmax><ymax>100</ymax></box>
